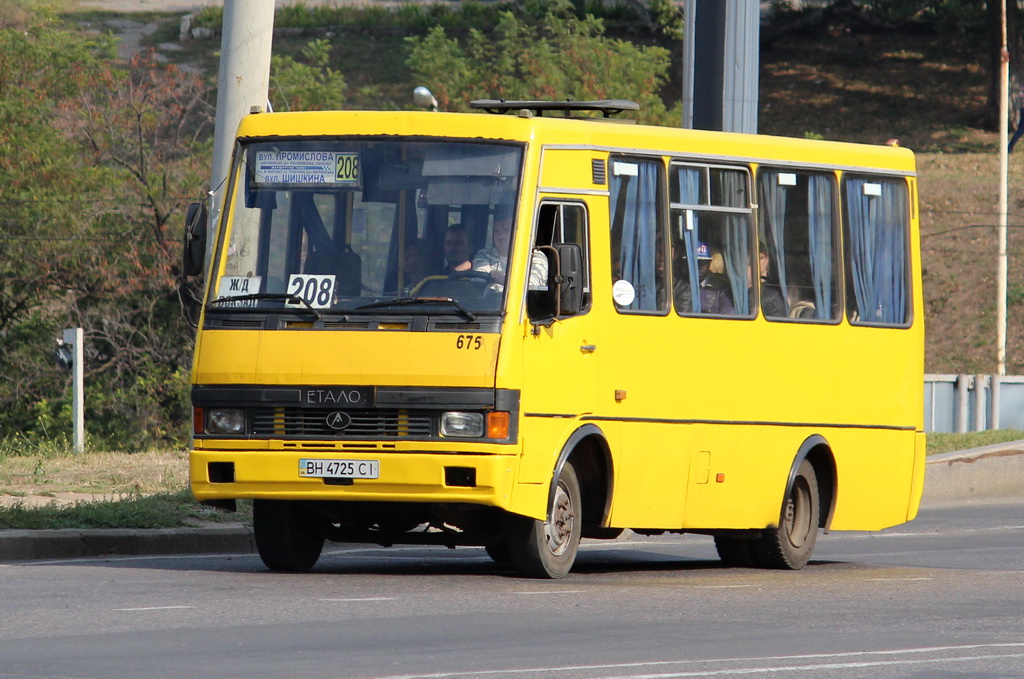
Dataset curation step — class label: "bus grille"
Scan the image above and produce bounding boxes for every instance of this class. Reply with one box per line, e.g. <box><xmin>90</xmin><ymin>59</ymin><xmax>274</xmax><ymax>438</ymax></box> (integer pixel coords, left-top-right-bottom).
<box><xmin>250</xmin><ymin>407</ymin><xmax>434</xmax><ymax>439</ymax></box>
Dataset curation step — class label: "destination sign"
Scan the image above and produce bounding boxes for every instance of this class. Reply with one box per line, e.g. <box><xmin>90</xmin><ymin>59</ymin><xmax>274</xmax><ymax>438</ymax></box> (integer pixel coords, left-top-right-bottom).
<box><xmin>253</xmin><ymin>150</ymin><xmax>361</xmax><ymax>187</ymax></box>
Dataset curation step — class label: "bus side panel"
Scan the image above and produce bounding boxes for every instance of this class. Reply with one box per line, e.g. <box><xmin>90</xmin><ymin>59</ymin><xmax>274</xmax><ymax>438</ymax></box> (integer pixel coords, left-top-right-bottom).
<box><xmin>678</xmin><ymin>425</ymin><xmax>792</xmax><ymax>530</ymax></box>
<box><xmin>604</xmin><ymin>421</ymin><xmax>690</xmax><ymax>529</ymax></box>
<box><xmin>827</xmin><ymin>428</ymin><xmax>919</xmax><ymax>531</ymax></box>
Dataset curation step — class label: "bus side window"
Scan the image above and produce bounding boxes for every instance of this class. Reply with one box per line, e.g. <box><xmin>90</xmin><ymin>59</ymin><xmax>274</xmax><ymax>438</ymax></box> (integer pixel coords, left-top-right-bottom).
<box><xmin>670</xmin><ymin>164</ymin><xmax>753</xmax><ymax>317</ymax></box>
<box><xmin>757</xmin><ymin>170</ymin><xmax>839</xmax><ymax>321</ymax></box>
<box><xmin>529</xmin><ymin>201</ymin><xmax>591</xmax><ymax>320</ymax></box>
<box><xmin>610</xmin><ymin>158</ymin><xmax>667</xmax><ymax>313</ymax></box>
<box><xmin>842</xmin><ymin>176</ymin><xmax>910</xmax><ymax>325</ymax></box>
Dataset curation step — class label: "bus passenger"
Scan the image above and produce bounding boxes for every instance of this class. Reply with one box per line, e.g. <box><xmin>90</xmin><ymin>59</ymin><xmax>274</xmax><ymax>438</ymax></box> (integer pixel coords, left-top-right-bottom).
<box><xmin>473</xmin><ymin>215</ymin><xmax>547</xmax><ymax>290</ymax></box>
<box><xmin>441</xmin><ymin>223</ymin><xmax>473</xmax><ymax>275</ymax></box>
<box><xmin>753</xmin><ymin>244</ymin><xmax>787</xmax><ymax>318</ymax></box>
<box><xmin>673</xmin><ymin>240</ymin><xmax>733</xmax><ymax>314</ymax></box>
<box><xmin>402</xmin><ymin>239</ymin><xmax>430</xmax><ymax>291</ymax></box>
<box><xmin>701</xmin><ymin>246</ymin><xmax>734</xmax><ymax>314</ymax></box>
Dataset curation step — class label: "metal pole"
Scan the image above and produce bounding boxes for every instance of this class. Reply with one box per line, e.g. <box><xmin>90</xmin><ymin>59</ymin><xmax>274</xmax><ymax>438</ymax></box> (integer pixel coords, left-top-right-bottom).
<box><xmin>63</xmin><ymin>328</ymin><xmax>84</xmax><ymax>453</ymax></box>
<box><xmin>207</xmin><ymin>0</ymin><xmax>276</xmax><ymax>261</ymax></box>
<box><xmin>973</xmin><ymin>374</ymin><xmax>988</xmax><ymax>431</ymax></box>
<box><xmin>991</xmin><ymin>373</ymin><xmax>1002</xmax><ymax>429</ymax></box>
<box><xmin>998</xmin><ymin>0</ymin><xmax>1009</xmax><ymax>376</ymax></box>
<box><xmin>955</xmin><ymin>374</ymin><xmax>970</xmax><ymax>434</ymax></box>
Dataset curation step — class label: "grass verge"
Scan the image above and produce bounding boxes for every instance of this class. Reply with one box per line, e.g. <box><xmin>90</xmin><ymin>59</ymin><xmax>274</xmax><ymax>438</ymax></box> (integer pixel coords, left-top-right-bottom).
<box><xmin>926</xmin><ymin>430</ymin><xmax>1024</xmax><ymax>456</ymax></box>
<box><xmin>0</xmin><ymin>490</ymin><xmax>250</xmax><ymax>530</ymax></box>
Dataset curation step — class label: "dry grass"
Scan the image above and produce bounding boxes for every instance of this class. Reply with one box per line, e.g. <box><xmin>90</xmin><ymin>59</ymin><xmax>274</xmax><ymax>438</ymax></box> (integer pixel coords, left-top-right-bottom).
<box><xmin>761</xmin><ymin>29</ymin><xmax>1024</xmax><ymax>374</ymax></box>
<box><xmin>0</xmin><ymin>450</ymin><xmax>188</xmax><ymax>506</ymax></box>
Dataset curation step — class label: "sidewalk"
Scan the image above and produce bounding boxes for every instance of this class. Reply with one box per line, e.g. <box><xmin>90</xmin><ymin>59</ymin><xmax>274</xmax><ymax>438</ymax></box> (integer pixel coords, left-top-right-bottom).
<box><xmin>2</xmin><ymin>442</ymin><xmax>1021</xmax><ymax>562</ymax></box>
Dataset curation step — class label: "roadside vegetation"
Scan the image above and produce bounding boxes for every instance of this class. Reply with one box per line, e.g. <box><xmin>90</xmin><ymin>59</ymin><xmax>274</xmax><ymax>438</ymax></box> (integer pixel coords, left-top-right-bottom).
<box><xmin>1</xmin><ymin>0</ymin><xmax>1023</xmax><ymax>527</ymax></box>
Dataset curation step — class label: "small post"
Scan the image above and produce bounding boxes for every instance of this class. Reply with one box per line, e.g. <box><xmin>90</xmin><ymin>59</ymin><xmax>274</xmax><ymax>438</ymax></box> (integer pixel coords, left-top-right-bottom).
<box><xmin>62</xmin><ymin>328</ymin><xmax>85</xmax><ymax>453</ymax></box>
<box><xmin>972</xmin><ymin>374</ymin><xmax>988</xmax><ymax>432</ymax></box>
<box><xmin>991</xmin><ymin>373</ymin><xmax>1002</xmax><ymax>430</ymax></box>
<box><xmin>955</xmin><ymin>374</ymin><xmax>970</xmax><ymax>434</ymax></box>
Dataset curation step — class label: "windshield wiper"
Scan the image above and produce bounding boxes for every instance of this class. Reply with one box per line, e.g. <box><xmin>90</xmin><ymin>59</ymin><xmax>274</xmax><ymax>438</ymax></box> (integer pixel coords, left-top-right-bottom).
<box><xmin>207</xmin><ymin>293</ymin><xmax>322</xmax><ymax>320</ymax></box>
<box><xmin>355</xmin><ymin>297</ymin><xmax>477</xmax><ymax>322</ymax></box>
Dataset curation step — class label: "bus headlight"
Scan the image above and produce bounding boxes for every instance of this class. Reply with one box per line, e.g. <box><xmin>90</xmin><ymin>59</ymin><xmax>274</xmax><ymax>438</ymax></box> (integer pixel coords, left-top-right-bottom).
<box><xmin>440</xmin><ymin>412</ymin><xmax>484</xmax><ymax>438</ymax></box>
<box><xmin>206</xmin><ymin>408</ymin><xmax>246</xmax><ymax>435</ymax></box>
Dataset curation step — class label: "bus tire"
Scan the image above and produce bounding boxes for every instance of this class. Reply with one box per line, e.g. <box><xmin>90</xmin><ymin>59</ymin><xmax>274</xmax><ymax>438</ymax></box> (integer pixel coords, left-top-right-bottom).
<box><xmin>714</xmin><ymin>535</ymin><xmax>757</xmax><ymax>567</ymax></box>
<box><xmin>754</xmin><ymin>459</ymin><xmax>819</xmax><ymax>570</ymax></box>
<box><xmin>507</xmin><ymin>461</ymin><xmax>582</xmax><ymax>579</ymax></box>
<box><xmin>253</xmin><ymin>499</ymin><xmax>325</xmax><ymax>572</ymax></box>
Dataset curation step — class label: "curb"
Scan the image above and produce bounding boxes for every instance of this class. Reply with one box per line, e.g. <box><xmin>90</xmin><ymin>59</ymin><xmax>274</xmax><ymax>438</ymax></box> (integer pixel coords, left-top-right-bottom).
<box><xmin>0</xmin><ymin>524</ymin><xmax>254</xmax><ymax>563</ymax></box>
<box><xmin>2</xmin><ymin>443</ymin><xmax>1022</xmax><ymax>563</ymax></box>
<box><xmin>923</xmin><ymin>440</ymin><xmax>1024</xmax><ymax>503</ymax></box>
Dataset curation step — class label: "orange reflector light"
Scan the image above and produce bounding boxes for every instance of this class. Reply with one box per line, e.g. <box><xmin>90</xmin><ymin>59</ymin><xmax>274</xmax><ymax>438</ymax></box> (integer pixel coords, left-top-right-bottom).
<box><xmin>716</xmin><ymin>473</ymin><xmax>725</xmax><ymax>483</ymax></box>
<box><xmin>487</xmin><ymin>411</ymin><xmax>510</xmax><ymax>439</ymax></box>
<box><xmin>193</xmin><ymin>407</ymin><xmax>204</xmax><ymax>435</ymax></box>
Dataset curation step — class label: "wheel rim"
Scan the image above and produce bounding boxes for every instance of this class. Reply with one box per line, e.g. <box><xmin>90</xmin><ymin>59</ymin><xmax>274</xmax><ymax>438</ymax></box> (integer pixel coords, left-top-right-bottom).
<box><xmin>544</xmin><ymin>480</ymin><xmax>575</xmax><ymax>557</ymax></box>
<box><xmin>784</xmin><ymin>476</ymin><xmax>812</xmax><ymax>549</ymax></box>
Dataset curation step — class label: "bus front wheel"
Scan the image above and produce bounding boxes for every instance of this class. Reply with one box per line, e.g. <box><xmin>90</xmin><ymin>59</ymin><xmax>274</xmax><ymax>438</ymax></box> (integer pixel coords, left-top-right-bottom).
<box><xmin>253</xmin><ymin>499</ymin><xmax>325</xmax><ymax>572</ymax></box>
<box><xmin>507</xmin><ymin>461</ymin><xmax>582</xmax><ymax>579</ymax></box>
<box><xmin>753</xmin><ymin>459</ymin><xmax>819</xmax><ymax>569</ymax></box>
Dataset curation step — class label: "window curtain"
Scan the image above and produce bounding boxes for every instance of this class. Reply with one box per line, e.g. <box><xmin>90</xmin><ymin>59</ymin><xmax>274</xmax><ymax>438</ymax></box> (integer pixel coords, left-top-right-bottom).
<box><xmin>845</xmin><ymin>178</ymin><xmax>907</xmax><ymax>324</ymax></box>
<box><xmin>719</xmin><ymin>172</ymin><xmax>750</xmax><ymax>315</ymax></box>
<box><xmin>611</xmin><ymin>161</ymin><xmax>660</xmax><ymax>311</ymax></box>
<box><xmin>676</xmin><ymin>167</ymin><xmax>702</xmax><ymax>312</ymax></box>
<box><xmin>759</xmin><ymin>173</ymin><xmax>789</xmax><ymax>315</ymax></box>
<box><xmin>807</xmin><ymin>174</ymin><xmax>834</xmax><ymax>320</ymax></box>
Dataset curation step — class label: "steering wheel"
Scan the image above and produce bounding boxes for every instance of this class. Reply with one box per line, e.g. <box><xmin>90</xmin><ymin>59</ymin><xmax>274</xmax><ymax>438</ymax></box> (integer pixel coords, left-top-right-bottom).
<box><xmin>448</xmin><ymin>271</ymin><xmax>494</xmax><ymax>284</ymax></box>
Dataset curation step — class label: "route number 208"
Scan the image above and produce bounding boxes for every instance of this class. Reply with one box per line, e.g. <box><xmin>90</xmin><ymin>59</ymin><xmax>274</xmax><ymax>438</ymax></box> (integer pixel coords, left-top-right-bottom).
<box><xmin>456</xmin><ymin>335</ymin><xmax>482</xmax><ymax>350</ymax></box>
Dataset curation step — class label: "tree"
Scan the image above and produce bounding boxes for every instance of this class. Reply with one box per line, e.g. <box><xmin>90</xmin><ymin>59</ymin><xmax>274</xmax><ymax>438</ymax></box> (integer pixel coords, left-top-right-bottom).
<box><xmin>51</xmin><ymin>50</ymin><xmax>214</xmax><ymax>449</ymax></box>
<box><xmin>0</xmin><ymin>11</ymin><xmax>118</xmax><ymax>440</ymax></box>
<box><xmin>979</xmin><ymin>0</ymin><xmax>1024</xmax><ymax>132</ymax></box>
<box><xmin>406</xmin><ymin>0</ymin><xmax>679</xmax><ymax>126</ymax></box>
<box><xmin>0</xmin><ymin>3</ymin><xmax>216</xmax><ymax>449</ymax></box>
<box><xmin>270</xmin><ymin>39</ymin><xmax>346</xmax><ymax>112</ymax></box>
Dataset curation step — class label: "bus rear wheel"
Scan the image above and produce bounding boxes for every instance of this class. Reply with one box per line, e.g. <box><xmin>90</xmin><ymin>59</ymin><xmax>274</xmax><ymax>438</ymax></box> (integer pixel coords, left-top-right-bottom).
<box><xmin>507</xmin><ymin>461</ymin><xmax>582</xmax><ymax>579</ymax></box>
<box><xmin>753</xmin><ymin>459</ymin><xmax>819</xmax><ymax>569</ymax></box>
<box><xmin>253</xmin><ymin>499</ymin><xmax>325</xmax><ymax>572</ymax></box>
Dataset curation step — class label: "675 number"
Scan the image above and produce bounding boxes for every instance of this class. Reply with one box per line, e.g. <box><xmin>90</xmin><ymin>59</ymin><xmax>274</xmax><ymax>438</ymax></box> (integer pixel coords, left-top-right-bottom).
<box><xmin>456</xmin><ymin>335</ymin><xmax>482</xmax><ymax>350</ymax></box>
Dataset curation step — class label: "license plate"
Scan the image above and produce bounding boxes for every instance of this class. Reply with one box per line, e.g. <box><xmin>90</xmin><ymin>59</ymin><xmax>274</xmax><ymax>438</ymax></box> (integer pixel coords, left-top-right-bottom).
<box><xmin>299</xmin><ymin>458</ymin><xmax>379</xmax><ymax>479</ymax></box>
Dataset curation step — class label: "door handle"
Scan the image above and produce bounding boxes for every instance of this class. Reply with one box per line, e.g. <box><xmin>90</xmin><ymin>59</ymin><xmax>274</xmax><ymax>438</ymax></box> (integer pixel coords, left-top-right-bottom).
<box><xmin>580</xmin><ymin>344</ymin><xmax>596</xmax><ymax>353</ymax></box>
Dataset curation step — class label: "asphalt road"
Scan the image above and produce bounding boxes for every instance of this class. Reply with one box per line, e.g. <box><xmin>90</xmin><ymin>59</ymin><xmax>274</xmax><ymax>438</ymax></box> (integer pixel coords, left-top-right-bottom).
<box><xmin>1</xmin><ymin>497</ymin><xmax>1022</xmax><ymax>679</ymax></box>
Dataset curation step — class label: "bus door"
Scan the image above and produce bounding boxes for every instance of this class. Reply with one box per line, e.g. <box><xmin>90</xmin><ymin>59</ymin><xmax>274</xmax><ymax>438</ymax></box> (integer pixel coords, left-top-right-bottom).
<box><xmin>598</xmin><ymin>156</ymin><xmax>691</xmax><ymax>529</ymax></box>
<box><xmin>518</xmin><ymin>199</ymin><xmax>596</xmax><ymax>484</ymax></box>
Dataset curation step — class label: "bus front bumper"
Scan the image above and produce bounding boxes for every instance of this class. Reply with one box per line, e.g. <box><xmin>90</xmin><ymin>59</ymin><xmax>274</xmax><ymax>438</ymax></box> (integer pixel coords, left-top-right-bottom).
<box><xmin>190</xmin><ymin>447</ymin><xmax>520</xmax><ymax>509</ymax></box>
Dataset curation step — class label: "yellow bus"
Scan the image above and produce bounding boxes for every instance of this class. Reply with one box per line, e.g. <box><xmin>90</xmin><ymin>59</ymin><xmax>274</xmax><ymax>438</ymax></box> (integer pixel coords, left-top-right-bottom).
<box><xmin>183</xmin><ymin>99</ymin><xmax>924</xmax><ymax>578</ymax></box>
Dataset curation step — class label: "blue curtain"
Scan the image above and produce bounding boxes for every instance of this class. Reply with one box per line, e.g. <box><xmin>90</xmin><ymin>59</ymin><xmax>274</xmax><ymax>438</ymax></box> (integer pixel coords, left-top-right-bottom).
<box><xmin>720</xmin><ymin>172</ymin><xmax>750</xmax><ymax>315</ymax></box>
<box><xmin>759</xmin><ymin>173</ymin><xmax>789</xmax><ymax>316</ymax></box>
<box><xmin>676</xmin><ymin>167</ymin><xmax>702</xmax><ymax>312</ymax></box>
<box><xmin>611</xmin><ymin>162</ymin><xmax>660</xmax><ymax>311</ymax></box>
<box><xmin>807</xmin><ymin>174</ymin><xmax>834</xmax><ymax>320</ymax></box>
<box><xmin>845</xmin><ymin>178</ymin><xmax>907</xmax><ymax>324</ymax></box>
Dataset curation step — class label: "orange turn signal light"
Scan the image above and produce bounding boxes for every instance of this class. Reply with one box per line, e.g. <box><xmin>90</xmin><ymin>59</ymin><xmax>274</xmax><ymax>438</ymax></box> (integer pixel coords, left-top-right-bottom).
<box><xmin>487</xmin><ymin>411</ymin><xmax>510</xmax><ymax>440</ymax></box>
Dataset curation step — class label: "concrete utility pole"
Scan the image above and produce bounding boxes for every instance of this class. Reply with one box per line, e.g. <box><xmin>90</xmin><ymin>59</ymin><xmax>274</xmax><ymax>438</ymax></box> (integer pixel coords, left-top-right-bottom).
<box><xmin>993</xmin><ymin>0</ymin><xmax>1010</xmax><ymax>428</ymax></box>
<box><xmin>682</xmin><ymin>0</ymin><xmax>760</xmax><ymax>133</ymax></box>
<box><xmin>997</xmin><ymin>0</ymin><xmax>1010</xmax><ymax>379</ymax></box>
<box><xmin>207</xmin><ymin>0</ymin><xmax>276</xmax><ymax>260</ymax></box>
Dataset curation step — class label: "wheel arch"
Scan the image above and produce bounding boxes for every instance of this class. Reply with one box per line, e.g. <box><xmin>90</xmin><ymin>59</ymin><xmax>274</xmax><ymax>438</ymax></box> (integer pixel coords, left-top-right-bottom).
<box><xmin>550</xmin><ymin>423</ymin><xmax>614</xmax><ymax>533</ymax></box>
<box><xmin>787</xmin><ymin>435</ymin><xmax>838</xmax><ymax>532</ymax></box>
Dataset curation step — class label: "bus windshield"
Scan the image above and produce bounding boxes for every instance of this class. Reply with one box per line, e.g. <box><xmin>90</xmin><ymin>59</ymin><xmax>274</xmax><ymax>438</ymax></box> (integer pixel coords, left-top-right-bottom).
<box><xmin>209</xmin><ymin>138</ymin><xmax>524</xmax><ymax>319</ymax></box>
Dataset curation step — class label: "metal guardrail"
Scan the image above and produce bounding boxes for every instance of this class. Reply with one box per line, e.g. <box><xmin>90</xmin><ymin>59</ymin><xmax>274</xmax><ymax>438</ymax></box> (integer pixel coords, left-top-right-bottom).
<box><xmin>925</xmin><ymin>374</ymin><xmax>1024</xmax><ymax>433</ymax></box>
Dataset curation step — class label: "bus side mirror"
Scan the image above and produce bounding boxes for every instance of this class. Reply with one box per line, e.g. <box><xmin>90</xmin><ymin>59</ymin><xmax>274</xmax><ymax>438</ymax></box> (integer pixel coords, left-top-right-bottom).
<box><xmin>183</xmin><ymin>202</ymin><xmax>207</xmax><ymax>277</ymax></box>
<box><xmin>529</xmin><ymin>243</ymin><xmax>584</xmax><ymax>326</ymax></box>
<box><xmin>555</xmin><ymin>243</ymin><xmax>583</xmax><ymax>316</ymax></box>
